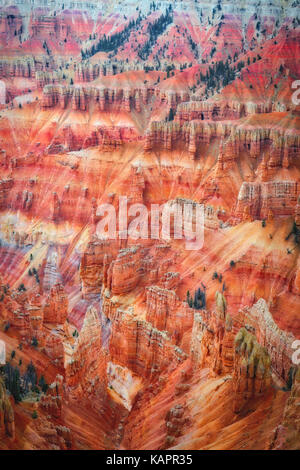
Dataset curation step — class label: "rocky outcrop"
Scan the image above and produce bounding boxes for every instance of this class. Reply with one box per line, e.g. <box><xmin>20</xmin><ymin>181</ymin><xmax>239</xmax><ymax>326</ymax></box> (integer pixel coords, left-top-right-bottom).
<box><xmin>233</xmin><ymin>327</ymin><xmax>271</xmax><ymax>413</ymax></box>
<box><xmin>44</xmin><ymin>331</ymin><xmax>65</xmax><ymax>368</ymax></box>
<box><xmin>75</xmin><ymin>62</ymin><xmax>126</xmax><ymax>82</ymax></box>
<box><xmin>42</xmin><ymin>249</ymin><xmax>62</xmax><ymax>292</ymax></box>
<box><xmin>0</xmin><ymin>57</ymin><xmax>35</xmax><ymax>79</ymax></box>
<box><xmin>295</xmin><ymin>195</ymin><xmax>300</xmax><ymax>228</ymax></box>
<box><xmin>42</xmin><ymin>83</ymin><xmax>154</xmax><ymax>112</ymax></box>
<box><xmin>30</xmin><ymin>13</ymin><xmax>70</xmax><ymax>41</ymax></box>
<box><xmin>80</xmin><ymin>238</ymin><xmax>116</xmax><ymax>299</ymax></box>
<box><xmin>192</xmin><ymin>295</ymin><xmax>295</xmax><ymax>378</ymax></box>
<box><xmin>36</xmin><ymin>71</ymin><xmax>57</xmax><ymax>89</ymax></box>
<box><xmin>235</xmin><ymin>181</ymin><xmax>300</xmax><ymax>221</ymax></box>
<box><xmin>165</xmin><ymin>404</ymin><xmax>189</xmax><ymax>442</ymax></box>
<box><xmin>190</xmin><ymin>305</ymin><xmax>235</xmax><ymax>375</ymax></box>
<box><xmin>191</xmin><ymin>289</ymin><xmax>233</xmax><ymax>374</ymax></box>
<box><xmin>270</xmin><ymin>367</ymin><xmax>300</xmax><ymax>450</ymax></box>
<box><xmin>175</xmin><ymin>96</ymin><xmax>295</xmax><ymax>124</ymax></box>
<box><xmin>128</xmin><ymin>165</ymin><xmax>145</xmax><ymax>204</ymax></box>
<box><xmin>0</xmin><ymin>6</ymin><xmax>23</xmax><ymax>44</ymax></box>
<box><xmin>46</xmin><ymin>122</ymin><xmax>139</xmax><ymax>154</ymax></box>
<box><xmin>144</xmin><ymin>119</ymin><xmax>234</xmax><ymax>157</ymax></box>
<box><xmin>158</xmin><ymin>89</ymin><xmax>190</xmax><ymax>109</ymax></box>
<box><xmin>51</xmin><ymin>192</ymin><xmax>61</xmax><ymax>223</ymax></box>
<box><xmin>0</xmin><ymin>177</ymin><xmax>13</xmax><ymax>210</ymax></box>
<box><xmin>43</xmin><ymin>283</ymin><xmax>68</xmax><ymax>324</ymax></box>
<box><xmin>144</xmin><ymin>121</ymin><xmax>183</xmax><ymax>152</ymax></box>
<box><xmin>176</xmin><ymin>100</ymin><xmax>245</xmax><ymax>123</ymax></box>
<box><xmin>241</xmin><ymin>299</ymin><xmax>295</xmax><ymax>383</ymax></box>
<box><xmin>22</xmin><ymin>417</ymin><xmax>72</xmax><ymax>450</ymax></box>
<box><xmin>109</xmin><ymin>304</ymin><xmax>187</xmax><ymax>379</ymax></box>
<box><xmin>65</xmin><ymin>303</ymin><xmax>130</xmax><ymax>444</ymax></box>
<box><xmin>0</xmin><ymin>276</ymin><xmax>66</xmax><ymax>366</ymax></box>
<box><xmin>0</xmin><ymin>377</ymin><xmax>15</xmax><ymax>440</ymax></box>
<box><xmin>107</xmin><ymin>246</ymin><xmax>143</xmax><ymax>296</ymax></box>
<box><xmin>26</xmin><ymin>301</ymin><xmax>44</xmax><ymax>346</ymax></box>
<box><xmin>66</xmin><ymin>305</ymin><xmax>108</xmax><ymax>411</ymax></box>
<box><xmin>145</xmin><ymin>118</ymin><xmax>300</xmax><ymax>164</ymax></box>
<box><xmin>146</xmin><ymin>286</ymin><xmax>193</xmax><ymax>343</ymax></box>
<box><xmin>107</xmin><ymin>361</ymin><xmax>142</xmax><ymax>411</ymax></box>
<box><xmin>20</xmin><ymin>190</ymin><xmax>34</xmax><ymax>211</ymax></box>
<box><xmin>39</xmin><ymin>374</ymin><xmax>64</xmax><ymax>419</ymax></box>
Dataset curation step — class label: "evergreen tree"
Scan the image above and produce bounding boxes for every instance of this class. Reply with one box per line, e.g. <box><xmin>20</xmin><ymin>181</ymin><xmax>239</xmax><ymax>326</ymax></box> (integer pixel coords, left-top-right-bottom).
<box><xmin>12</xmin><ymin>367</ymin><xmax>22</xmax><ymax>402</ymax></box>
<box><xmin>23</xmin><ymin>361</ymin><xmax>37</xmax><ymax>392</ymax></box>
<box><xmin>138</xmin><ymin>9</ymin><xmax>173</xmax><ymax>60</ymax></box>
<box><xmin>38</xmin><ymin>375</ymin><xmax>48</xmax><ymax>393</ymax></box>
<box><xmin>4</xmin><ymin>363</ymin><xmax>22</xmax><ymax>402</ymax></box>
<box><xmin>193</xmin><ymin>287</ymin><xmax>206</xmax><ymax>310</ymax></box>
<box><xmin>84</xmin><ymin>15</ymin><xmax>143</xmax><ymax>58</ymax></box>
<box><xmin>168</xmin><ymin>108</ymin><xmax>175</xmax><ymax>121</ymax></box>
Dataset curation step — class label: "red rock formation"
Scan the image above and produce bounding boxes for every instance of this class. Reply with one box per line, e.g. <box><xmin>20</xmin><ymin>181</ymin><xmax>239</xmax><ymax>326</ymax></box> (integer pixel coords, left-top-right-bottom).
<box><xmin>191</xmin><ymin>292</ymin><xmax>297</xmax><ymax>387</ymax></box>
<box><xmin>74</xmin><ymin>62</ymin><xmax>129</xmax><ymax>83</ymax></box>
<box><xmin>295</xmin><ymin>195</ymin><xmax>300</xmax><ymax>228</ymax></box>
<box><xmin>176</xmin><ymin>100</ymin><xmax>244</xmax><ymax>123</ymax></box>
<box><xmin>51</xmin><ymin>192</ymin><xmax>61</xmax><ymax>223</ymax></box>
<box><xmin>35</xmin><ymin>71</ymin><xmax>57</xmax><ymax>89</ymax></box>
<box><xmin>0</xmin><ymin>177</ymin><xmax>13</xmax><ymax>210</ymax></box>
<box><xmin>40</xmin><ymin>374</ymin><xmax>64</xmax><ymax>419</ymax></box>
<box><xmin>0</xmin><ymin>6</ymin><xmax>23</xmax><ymax>46</ymax></box>
<box><xmin>145</xmin><ymin>115</ymin><xmax>300</xmax><ymax>166</ymax></box>
<box><xmin>80</xmin><ymin>239</ymin><xmax>116</xmax><ymax>299</ymax></box>
<box><xmin>41</xmin><ymin>83</ymin><xmax>155</xmax><ymax>113</ymax></box>
<box><xmin>0</xmin><ymin>377</ymin><xmax>15</xmax><ymax>440</ymax></box>
<box><xmin>233</xmin><ymin>327</ymin><xmax>271</xmax><ymax>413</ymax></box>
<box><xmin>128</xmin><ymin>165</ymin><xmax>145</xmax><ymax>204</ymax></box>
<box><xmin>146</xmin><ymin>286</ymin><xmax>193</xmax><ymax>343</ymax></box>
<box><xmin>66</xmin><ymin>305</ymin><xmax>108</xmax><ymax>410</ymax></box>
<box><xmin>44</xmin><ymin>331</ymin><xmax>65</xmax><ymax>368</ymax></box>
<box><xmin>270</xmin><ymin>367</ymin><xmax>300</xmax><ymax>450</ymax></box>
<box><xmin>235</xmin><ymin>181</ymin><xmax>300</xmax><ymax>221</ymax></box>
<box><xmin>241</xmin><ymin>299</ymin><xmax>295</xmax><ymax>383</ymax></box>
<box><xmin>108</xmin><ymin>304</ymin><xmax>187</xmax><ymax>379</ymax></box>
<box><xmin>30</xmin><ymin>13</ymin><xmax>70</xmax><ymax>41</ymax></box>
<box><xmin>107</xmin><ymin>246</ymin><xmax>142</xmax><ymax>295</ymax></box>
<box><xmin>0</xmin><ymin>57</ymin><xmax>35</xmax><ymax>79</ymax></box>
<box><xmin>43</xmin><ymin>283</ymin><xmax>68</xmax><ymax>324</ymax></box>
<box><xmin>144</xmin><ymin>121</ymin><xmax>182</xmax><ymax>152</ymax></box>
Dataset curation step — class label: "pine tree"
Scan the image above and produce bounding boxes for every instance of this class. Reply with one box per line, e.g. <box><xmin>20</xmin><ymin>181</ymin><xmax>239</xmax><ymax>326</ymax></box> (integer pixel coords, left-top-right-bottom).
<box><xmin>38</xmin><ymin>375</ymin><xmax>48</xmax><ymax>393</ymax></box>
<box><xmin>12</xmin><ymin>367</ymin><xmax>22</xmax><ymax>402</ymax></box>
<box><xmin>168</xmin><ymin>108</ymin><xmax>175</xmax><ymax>121</ymax></box>
<box><xmin>24</xmin><ymin>361</ymin><xmax>37</xmax><ymax>392</ymax></box>
<box><xmin>4</xmin><ymin>363</ymin><xmax>22</xmax><ymax>402</ymax></box>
